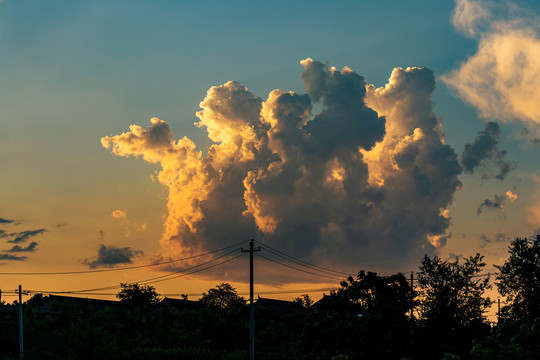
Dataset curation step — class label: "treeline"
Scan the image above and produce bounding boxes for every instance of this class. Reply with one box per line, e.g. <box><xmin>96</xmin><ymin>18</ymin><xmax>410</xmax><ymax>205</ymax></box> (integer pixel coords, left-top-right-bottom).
<box><xmin>0</xmin><ymin>235</ymin><xmax>539</xmax><ymax>360</ymax></box>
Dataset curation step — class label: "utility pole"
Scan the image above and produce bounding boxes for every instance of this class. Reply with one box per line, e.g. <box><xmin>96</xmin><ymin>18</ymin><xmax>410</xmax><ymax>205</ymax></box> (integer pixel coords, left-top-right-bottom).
<box><xmin>241</xmin><ymin>239</ymin><xmax>260</xmax><ymax>360</ymax></box>
<box><xmin>410</xmin><ymin>272</ymin><xmax>414</xmax><ymax>321</ymax></box>
<box><xmin>410</xmin><ymin>272</ymin><xmax>414</xmax><ymax>347</ymax></box>
<box><xmin>18</xmin><ymin>285</ymin><xmax>24</xmax><ymax>360</ymax></box>
<box><xmin>497</xmin><ymin>298</ymin><xmax>501</xmax><ymax>323</ymax></box>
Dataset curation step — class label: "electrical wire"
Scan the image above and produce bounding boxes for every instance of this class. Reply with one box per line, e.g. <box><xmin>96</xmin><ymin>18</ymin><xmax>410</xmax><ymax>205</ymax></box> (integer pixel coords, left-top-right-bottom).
<box><xmin>254</xmin><ymin>240</ymin><xmax>351</xmax><ymax>276</ymax></box>
<box><xmin>258</xmin><ymin>245</ymin><xmax>350</xmax><ymax>279</ymax></box>
<box><xmin>254</xmin><ymin>253</ymin><xmax>343</xmax><ymax>281</ymax></box>
<box><xmin>0</xmin><ymin>240</ymin><xmax>248</xmax><ymax>276</ymax></box>
<box><xmin>27</xmin><ymin>247</ymin><xmax>244</xmax><ymax>294</ymax></box>
<box><xmin>138</xmin><ymin>252</ymin><xmax>246</xmax><ymax>286</ymax></box>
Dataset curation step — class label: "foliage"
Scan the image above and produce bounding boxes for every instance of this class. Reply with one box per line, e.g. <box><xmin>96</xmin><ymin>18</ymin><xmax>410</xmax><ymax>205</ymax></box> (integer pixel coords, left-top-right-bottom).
<box><xmin>3</xmin><ymin>243</ymin><xmax>539</xmax><ymax>360</ymax></box>
<box><xmin>442</xmin><ymin>353</ymin><xmax>462</xmax><ymax>360</ymax></box>
<box><xmin>495</xmin><ymin>234</ymin><xmax>540</xmax><ymax>324</ymax></box>
<box><xmin>470</xmin><ymin>318</ymin><xmax>540</xmax><ymax>360</ymax></box>
<box><xmin>116</xmin><ymin>283</ymin><xmax>161</xmax><ymax>309</ymax></box>
<box><xmin>293</xmin><ymin>294</ymin><xmax>313</xmax><ymax>308</ymax></box>
<box><xmin>301</xmin><ymin>271</ymin><xmax>412</xmax><ymax>360</ymax></box>
<box><xmin>199</xmin><ymin>283</ymin><xmax>246</xmax><ymax>313</ymax></box>
<box><xmin>415</xmin><ymin>253</ymin><xmax>492</xmax><ymax>359</ymax></box>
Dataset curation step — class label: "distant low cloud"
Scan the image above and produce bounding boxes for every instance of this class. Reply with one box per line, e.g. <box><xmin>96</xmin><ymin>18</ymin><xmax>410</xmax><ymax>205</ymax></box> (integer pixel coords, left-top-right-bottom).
<box><xmin>82</xmin><ymin>244</ymin><xmax>144</xmax><ymax>269</ymax></box>
<box><xmin>506</xmin><ymin>190</ymin><xmax>518</xmax><ymax>203</ymax></box>
<box><xmin>461</xmin><ymin>122</ymin><xmax>515</xmax><ymax>180</ymax></box>
<box><xmin>112</xmin><ymin>210</ymin><xmax>127</xmax><ymax>219</ymax></box>
<box><xmin>520</xmin><ymin>128</ymin><xmax>540</xmax><ymax>145</ymax></box>
<box><xmin>111</xmin><ymin>209</ymin><xmax>131</xmax><ymax>237</ymax></box>
<box><xmin>7</xmin><ymin>241</ymin><xmax>38</xmax><ymax>253</ymax></box>
<box><xmin>103</xmin><ymin>59</ymin><xmax>462</xmax><ymax>277</ymax></box>
<box><xmin>0</xmin><ymin>254</ymin><xmax>27</xmax><ymax>261</ymax></box>
<box><xmin>8</xmin><ymin>229</ymin><xmax>47</xmax><ymax>244</ymax></box>
<box><xmin>479</xmin><ymin>232</ymin><xmax>508</xmax><ymax>250</ymax></box>
<box><xmin>444</xmin><ymin>0</ymin><xmax>540</xmax><ymax>137</ymax></box>
<box><xmin>477</xmin><ymin>194</ymin><xmax>505</xmax><ymax>215</ymax></box>
<box><xmin>0</xmin><ymin>219</ymin><xmax>45</xmax><ymax>261</ymax></box>
<box><xmin>527</xmin><ymin>176</ymin><xmax>540</xmax><ymax>226</ymax></box>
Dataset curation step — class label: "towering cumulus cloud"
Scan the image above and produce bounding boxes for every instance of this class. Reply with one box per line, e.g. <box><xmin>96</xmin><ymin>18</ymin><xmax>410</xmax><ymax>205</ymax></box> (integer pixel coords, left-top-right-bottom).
<box><xmin>102</xmin><ymin>60</ymin><xmax>461</xmax><ymax>274</ymax></box>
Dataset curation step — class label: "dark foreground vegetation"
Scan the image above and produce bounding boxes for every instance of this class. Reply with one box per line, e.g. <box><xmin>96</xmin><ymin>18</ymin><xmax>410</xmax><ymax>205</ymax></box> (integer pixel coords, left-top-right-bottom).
<box><xmin>0</xmin><ymin>235</ymin><xmax>539</xmax><ymax>360</ymax></box>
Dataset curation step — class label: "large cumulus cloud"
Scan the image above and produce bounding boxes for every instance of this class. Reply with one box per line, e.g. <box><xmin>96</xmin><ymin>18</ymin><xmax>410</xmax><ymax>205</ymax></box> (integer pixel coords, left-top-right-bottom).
<box><xmin>102</xmin><ymin>59</ymin><xmax>462</xmax><ymax>277</ymax></box>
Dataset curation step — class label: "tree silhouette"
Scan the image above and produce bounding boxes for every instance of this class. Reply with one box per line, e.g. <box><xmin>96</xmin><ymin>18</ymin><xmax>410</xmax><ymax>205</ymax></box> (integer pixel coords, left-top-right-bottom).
<box><xmin>301</xmin><ymin>271</ymin><xmax>412</xmax><ymax>360</ymax></box>
<box><xmin>116</xmin><ymin>283</ymin><xmax>161</xmax><ymax>310</ymax></box>
<box><xmin>496</xmin><ymin>234</ymin><xmax>540</xmax><ymax>324</ymax></box>
<box><xmin>293</xmin><ymin>294</ymin><xmax>313</xmax><ymax>308</ymax></box>
<box><xmin>416</xmin><ymin>253</ymin><xmax>491</xmax><ymax>359</ymax></box>
<box><xmin>199</xmin><ymin>283</ymin><xmax>246</xmax><ymax>313</ymax></box>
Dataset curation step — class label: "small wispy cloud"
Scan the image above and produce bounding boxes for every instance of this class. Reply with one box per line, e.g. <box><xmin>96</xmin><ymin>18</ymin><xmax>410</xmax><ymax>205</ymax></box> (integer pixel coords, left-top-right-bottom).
<box><xmin>477</xmin><ymin>194</ymin><xmax>505</xmax><ymax>215</ymax></box>
<box><xmin>7</xmin><ymin>241</ymin><xmax>38</xmax><ymax>253</ymax></box>
<box><xmin>461</xmin><ymin>122</ymin><xmax>515</xmax><ymax>180</ymax></box>
<box><xmin>506</xmin><ymin>190</ymin><xmax>518</xmax><ymax>202</ymax></box>
<box><xmin>8</xmin><ymin>229</ymin><xmax>47</xmax><ymax>244</ymax></box>
<box><xmin>479</xmin><ymin>232</ymin><xmax>508</xmax><ymax>249</ymax></box>
<box><xmin>520</xmin><ymin>128</ymin><xmax>540</xmax><ymax>145</ymax></box>
<box><xmin>111</xmin><ymin>210</ymin><xmax>127</xmax><ymax>220</ymax></box>
<box><xmin>81</xmin><ymin>244</ymin><xmax>144</xmax><ymax>269</ymax></box>
<box><xmin>0</xmin><ymin>254</ymin><xmax>27</xmax><ymax>261</ymax></box>
<box><xmin>0</xmin><ymin>218</ymin><xmax>45</xmax><ymax>261</ymax></box>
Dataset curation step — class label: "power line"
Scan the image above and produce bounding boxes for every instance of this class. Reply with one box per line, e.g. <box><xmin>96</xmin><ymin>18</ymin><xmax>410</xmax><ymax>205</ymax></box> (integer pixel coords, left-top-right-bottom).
<box><xmin>140</xmin><ymin>252</ymin><xmax>247</xmax><ymax>286</ymax></box>
<box><xmin>411</xmin><ymin>272</ymin><xmax>498</xmax><ymax>283</ymax></box>
<box><xmin>258</xmin><ymin>245</ymin><xmax>351</xmax><ymax>279</ymax></box>
<box><xmin>161</xmin><ymin>287</ymin><xmax>339</xmax><ymax>299</ymax></box>
<box><xmin>27</xmin><ymin>248</ymin><xmax>245</xmax><ymax>295</ymax></box>
<box><xmin>123</xmin><ymin>248</ymin><xmax>243</xmax><ymax>287</ymax></box>
<box><xmin>254</xmin><ymin>240</ymin><xmax>351</xmax><ymax>276</ymax></box>
<box><xmin>254</xmin><ymin>253</ymin><xmax>343</xmax><ymax>282</ymax></box>
<box><xmin>238</xmin><ymin>287</ymin><xmax>337</xmax><ymax>296</ymax></box>
<box><xmin>0</xmin><ymin>240</ymin><xmax>248</xmax><ymax>276</ymax></box>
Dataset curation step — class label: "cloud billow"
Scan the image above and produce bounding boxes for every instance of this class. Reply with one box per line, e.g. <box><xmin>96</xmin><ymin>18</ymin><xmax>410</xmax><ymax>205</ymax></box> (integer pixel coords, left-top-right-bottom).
<box><xmin>102</xmin><ymin>59</ymin><xmax>462</xmax><ymax>276</ymax></box>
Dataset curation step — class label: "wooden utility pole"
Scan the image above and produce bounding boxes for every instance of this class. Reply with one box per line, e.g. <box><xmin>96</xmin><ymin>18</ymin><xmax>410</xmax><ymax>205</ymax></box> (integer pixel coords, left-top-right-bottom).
<box><xmin>241</xmin><ymin>239</ymin><xmax>260</xmax><ymax>360</ymax></box>
<box><xmin>498</xmin><ymin>298</ymin><xmax>501</xmax><ymax>323</ymax></box>
<box><xmin>19</xmin><ymin>285</ymin><xmax>24</xmax><ymax>360</ymax></box>
<box><xmin>410</xmin><ymin>272</ymin><xmax>414</xmax><ymax>321</ymax></box>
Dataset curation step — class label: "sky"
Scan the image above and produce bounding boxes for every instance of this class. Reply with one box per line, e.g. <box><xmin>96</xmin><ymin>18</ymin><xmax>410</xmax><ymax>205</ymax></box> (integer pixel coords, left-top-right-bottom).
<box><xmin>1</xmin><ymin>0</ymin><xmax>540</xmax><ymax>307</ymax></box>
